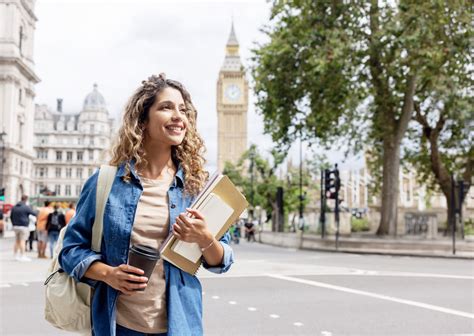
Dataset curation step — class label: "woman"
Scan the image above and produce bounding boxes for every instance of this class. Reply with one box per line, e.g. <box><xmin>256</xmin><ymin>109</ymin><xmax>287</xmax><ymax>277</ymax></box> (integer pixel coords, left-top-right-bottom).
<box><xmin>59</xmin><ymin>74</ymin><xmax>234</xmax><ymax>336</ymax></box>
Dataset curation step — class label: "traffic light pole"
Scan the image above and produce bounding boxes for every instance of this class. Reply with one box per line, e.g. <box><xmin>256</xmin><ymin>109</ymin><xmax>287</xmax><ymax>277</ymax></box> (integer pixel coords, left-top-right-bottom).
<box><xmin>450</xmin><ymin>175</ymin><xmax>456</xmax><ymax>255</ymax></box>
<box><xmin>320</xmin><ymin>170</ymin><xmax>326</xmax><ymax>238</ymax></box>
<box><xmin>334</xmin><ymin>164</ymin><xmax>340</xmax><ymax>250</ymax></box>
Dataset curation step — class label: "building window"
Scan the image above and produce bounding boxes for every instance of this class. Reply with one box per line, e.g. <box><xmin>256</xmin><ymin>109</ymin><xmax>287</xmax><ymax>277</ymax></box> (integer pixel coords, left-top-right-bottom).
<box><xmin>38</xmin><ymin>167</ymin><xmax>45</xmax><ymax>177</ymax></box>
<box><xmin>66</xmin><ymin>151</ymin><xmax>73</xmax><ymax>161</ymax></box>
<box><xmin>90</xmin><ymin>138</ymin><xmax>95</xmax><ymax>146</ymax></box>
<box><xmin>56</xmin><ymin>151</ymin><xmax>62</xmax><ymax>161</ymax></box>
<box><xmin>55</xmin><ymin>185</ymin><xmax>61</xmax><ymax>196</ymax></box>
<box><xmin>76</xmin><ymin>185</ymin><xmax>81</xmax><ymax>196</ymax></box>
<box><xmin>65</xmin><ymin>185</ymin><xmax>71</xmax><ymax>196</ymax></box>
<box><xmin>88</xmin><ymin>168</ymin><xmax>93</xmax><ymax>176</ymax></box>
<box><xmin>20</xmin><ymin>161</ymin><xmax>23</xmax><ymax>174</ymax></box>
<box><xmin>76</xmin><ymin>168</ymin><xmax>83</xmax><ymax>179</ymax></box>
<box><xmin>90</xmin><ymin>124</ymin><xmax>95</xmax><ymax>133</ymax></box>
<box><xmin>37</xmin><ymin>150</ymin><xmax>47</xmax><ymax>159</ymax></box>
<box><xmin>88</xmin><ymin>150</ymin><xmax>93</xmax><ymax>160</ymax></box>
<box><xmin>78</xmin><ymin>137</ymin><xmax>82</xmax><ymax>145</ymax></box>
<box><xmin>18</xmin><ymin>89</ymin><xmax>23</xmax><ymax>105</ymax></box>
<box><xmin>77</xmin><ymin>151</ymin><xmax>83</xmax><ymax>161</ymax></box>
<box><xmin>66</xmin><ymin>168</ymin><xmax>72</xmax><ymax>178</ymax></box>
<box><xmin>55</xmin><ymin>167</ymin><xmax>61</xmax><ymax>178</ymax></box>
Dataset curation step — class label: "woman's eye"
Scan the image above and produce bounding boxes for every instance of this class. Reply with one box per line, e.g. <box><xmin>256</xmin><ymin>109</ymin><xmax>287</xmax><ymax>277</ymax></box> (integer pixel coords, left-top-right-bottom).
<box><xmin>180</xmin><ymin>109</ymin><xmax>187</xmax><ymax>114</ymax></box>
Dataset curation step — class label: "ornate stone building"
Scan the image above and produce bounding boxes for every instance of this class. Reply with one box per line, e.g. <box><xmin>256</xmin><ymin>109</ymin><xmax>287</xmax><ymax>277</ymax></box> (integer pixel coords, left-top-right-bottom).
<box><xmin>33</xmin><ymin>84</ymin><xmax>114</xmax><ymax>201</ymax></box>
<box><xmin>216</xmin><ymin>22</ymin><xmax>248</xmax><ymax>171</ymax></box>
<box><xmin>0</xmin><ymin>0</ymin><xmax>40</xmax><ymax>204</ymax></box>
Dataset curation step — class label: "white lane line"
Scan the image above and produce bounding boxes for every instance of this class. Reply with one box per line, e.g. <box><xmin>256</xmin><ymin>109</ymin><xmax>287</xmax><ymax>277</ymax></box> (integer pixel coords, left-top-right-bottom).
<box><xmin>228</xmin><ymin>301</ymin><xmax>237</xmax><ymax>305</ymax></box>
<box><xmin>20</xmin><ymin>283</ymin><xmax>29</xmax><ymax>287</ymax></box>
<box><xmin>267</xmin><ymin>274</ymin><xmax>474</xmax><ymax>320</ymax></box>
<box><xmin>269</xmin><ymin>314</ymin><xmax>279</xmax><ymax>319</ymax></box>
<box><xmin>211</xmin><ymin>295</ymin><xmax>219</xmax><ymax>300</ymax></box>
<box><xmin>321</xmin><ymin>331</ymin><xmax>332</xmax><ymax>336</ymax></box>
<box><xmin>293</xmin><ymin>322</ymin><xmax>304</xmax><ymax>327</ymax></box>
<box><xmin>0</xmin><ymin>284</ymin><xmax>11</xmax><ymax>288</ymax></box>
<box><xmin>248</xmin><ymin>307</ymin><xmax>257</xmax><ymax>311</ymax></box>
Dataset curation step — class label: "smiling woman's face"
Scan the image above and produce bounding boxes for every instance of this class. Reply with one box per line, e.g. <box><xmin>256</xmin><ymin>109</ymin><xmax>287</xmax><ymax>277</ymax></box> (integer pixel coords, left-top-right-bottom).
<box><xmin>145</xmin><ymin>87</ymin><xmax>188</xmax><ymax>147</ymax></box>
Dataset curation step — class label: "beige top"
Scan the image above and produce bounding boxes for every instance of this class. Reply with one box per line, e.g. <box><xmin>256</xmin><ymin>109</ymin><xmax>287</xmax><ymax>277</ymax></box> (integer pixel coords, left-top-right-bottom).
<box><xmin>115</xmin><ymin>175</ymin><xmax>172</xmax><ymax>333</ymax></box>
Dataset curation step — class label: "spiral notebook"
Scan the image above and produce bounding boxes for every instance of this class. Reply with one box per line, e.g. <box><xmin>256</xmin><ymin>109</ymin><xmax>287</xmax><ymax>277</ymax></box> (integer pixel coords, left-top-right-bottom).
<box><xmin>159</xmin><ymin>172</ymin><xmax>248</xmax><ymax>275</ymax></box>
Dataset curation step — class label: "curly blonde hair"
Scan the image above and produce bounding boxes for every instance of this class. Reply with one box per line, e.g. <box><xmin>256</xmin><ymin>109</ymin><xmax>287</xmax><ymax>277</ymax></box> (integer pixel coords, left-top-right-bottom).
<box><xmin>110</xmin><ymin>73</ymin><xmax>208</xmax><ymax>195</ymax></box>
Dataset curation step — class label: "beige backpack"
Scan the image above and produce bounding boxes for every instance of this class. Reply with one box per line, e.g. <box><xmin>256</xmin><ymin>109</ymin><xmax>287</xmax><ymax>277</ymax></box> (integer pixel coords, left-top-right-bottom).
<box><xmin>44</xmin><ymin>165</ymin><xmax>117</xmax><ymax>334</ymax></box>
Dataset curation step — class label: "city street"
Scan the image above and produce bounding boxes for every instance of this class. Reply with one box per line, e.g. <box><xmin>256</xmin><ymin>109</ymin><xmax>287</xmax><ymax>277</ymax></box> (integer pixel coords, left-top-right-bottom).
<box><xmin>1</xmin><ymin>236</ymin><xmax>473</xmax><ymax>335</ymax></box>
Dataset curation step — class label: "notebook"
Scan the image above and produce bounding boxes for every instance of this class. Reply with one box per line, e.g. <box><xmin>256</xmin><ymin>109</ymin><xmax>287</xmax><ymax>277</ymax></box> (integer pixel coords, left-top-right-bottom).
<box><xmin>159</xmin><ymin>172</ymin><xmax>248</xmax><ymax>275</ymax></box>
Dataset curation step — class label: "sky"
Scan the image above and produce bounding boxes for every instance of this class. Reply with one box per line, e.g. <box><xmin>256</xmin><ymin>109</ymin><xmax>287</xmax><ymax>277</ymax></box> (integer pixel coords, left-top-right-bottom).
<box><xmin>34</xmin><ymin>0</ymin><xmax>363</xmax><ymax>173</ymax></box>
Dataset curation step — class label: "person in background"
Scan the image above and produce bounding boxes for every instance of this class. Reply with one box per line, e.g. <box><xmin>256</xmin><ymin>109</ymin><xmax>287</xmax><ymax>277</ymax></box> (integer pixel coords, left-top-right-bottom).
<box><xmin>10</xmin><ymin>195</ymin><xmax>38</xmax><ymax>262</ymax></box>
<box><xmin>65</xmin><ymin>202</ymin><xmax>76</xmax><ymax>225</ymax></box>
<box><xmin>46</xmin><ymin>205</ymin><xmax>66</xmax><ymax>258</ymax></box>
<box><xmin>36</xmin><ymin>201</ymin><xmax>54</xmax><ymax>259</ymax></box>
<box><xmin>26</xmin><ymin>214</ymin><xmax>37</xmax><ymax>252</ymax></box>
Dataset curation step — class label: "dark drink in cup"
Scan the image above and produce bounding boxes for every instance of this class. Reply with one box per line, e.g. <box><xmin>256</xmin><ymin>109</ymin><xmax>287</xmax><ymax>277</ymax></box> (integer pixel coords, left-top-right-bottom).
<box><xmin>127</xmin><ymin>244</ymin><xmax>160</xmax><ymax>291</ymax></box>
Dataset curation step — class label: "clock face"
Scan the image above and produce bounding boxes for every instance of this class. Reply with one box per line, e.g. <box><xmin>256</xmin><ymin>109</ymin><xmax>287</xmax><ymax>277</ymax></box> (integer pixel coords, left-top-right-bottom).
<box><xmin>224</xmin><ymin>84</ymin><xmax>241</xmax><ymax>102</ymax></box>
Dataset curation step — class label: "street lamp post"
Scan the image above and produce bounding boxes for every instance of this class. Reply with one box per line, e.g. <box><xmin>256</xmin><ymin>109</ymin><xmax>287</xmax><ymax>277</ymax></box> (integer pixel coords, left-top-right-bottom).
<box><xmin>249</xmin><ymin>148</ymin><xmax>255</xmax><ymax>220</ymax></box>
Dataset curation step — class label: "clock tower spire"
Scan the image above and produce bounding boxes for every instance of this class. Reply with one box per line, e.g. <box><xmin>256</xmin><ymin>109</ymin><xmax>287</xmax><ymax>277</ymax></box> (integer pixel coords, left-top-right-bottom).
<box><xmin>216</xmin><ymin>21</ymin><xmax>248</xmax><ymax>171</ymax></box>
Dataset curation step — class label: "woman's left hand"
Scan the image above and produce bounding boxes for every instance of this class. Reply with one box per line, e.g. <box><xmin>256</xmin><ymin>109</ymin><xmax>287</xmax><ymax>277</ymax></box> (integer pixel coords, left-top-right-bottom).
<box><xmin>173</xmin><ymin>208</ymin><xmax>213</xmax><ymax>248</ymax></box>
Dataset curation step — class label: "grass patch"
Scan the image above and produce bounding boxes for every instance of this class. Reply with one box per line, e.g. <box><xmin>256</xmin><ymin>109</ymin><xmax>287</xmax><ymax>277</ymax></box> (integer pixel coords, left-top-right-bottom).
<box><xmin>351</xmin><ymin>217</ymin><xmax>370</xmax><ymax>232</ymax></box>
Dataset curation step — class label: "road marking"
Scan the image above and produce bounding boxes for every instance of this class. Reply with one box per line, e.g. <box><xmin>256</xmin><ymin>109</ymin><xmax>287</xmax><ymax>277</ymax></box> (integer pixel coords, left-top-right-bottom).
<box><xmin>321</xmin><ymin>331</ymin><xmax>332</xmax><ymax>336</ymax></box>
<box><xmin>20</xmin><ymin>283</ymin><xmax>29</xmax><ymax>287</ymax></box>
<box><xmin>0</xmin><ymin>284</ymin><xmax>11</xmax><ymax>288</ymax></box>
<box><xmin>228</xmin><ymin>301</ymin><xmax>237</xmax><ymax>305</ymax></box>
<box><xmin>269</xmin><ymin>314</ymin><xmax>279</xmax><ymax>319</ymax></box>
<box><xmin>248</xmin><ymin>307</ymin><xmax>257</xmax><ymax>311</ymax></box>
<box><xmin>293</xmin><ymin>322</ymin><xmax>304</xmax><ymax>327</ymax></box>
<box><xmin>211</xmin><ymin>295</ymin><xmax>219</xmax><ymax>300</ymax></box>
<box><xmin>267</xmin><ymin>274</ymin><xmax>474</xmax><ymax>320</ymax></box>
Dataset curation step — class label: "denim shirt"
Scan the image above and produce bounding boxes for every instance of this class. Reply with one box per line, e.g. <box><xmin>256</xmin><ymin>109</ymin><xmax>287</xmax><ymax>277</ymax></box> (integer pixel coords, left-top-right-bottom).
<box><xmin>59</xmin><ymin>163</ymin><xmax>234</xmax><ymax>336</ymax></box>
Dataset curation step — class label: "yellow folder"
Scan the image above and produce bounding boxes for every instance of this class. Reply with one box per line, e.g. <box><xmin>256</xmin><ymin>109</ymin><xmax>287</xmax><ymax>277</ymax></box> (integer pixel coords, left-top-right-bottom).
<box><xmin>159</xmin><ymin>173</ymin><xmax>248</xmax><ymax>275</ymax></box>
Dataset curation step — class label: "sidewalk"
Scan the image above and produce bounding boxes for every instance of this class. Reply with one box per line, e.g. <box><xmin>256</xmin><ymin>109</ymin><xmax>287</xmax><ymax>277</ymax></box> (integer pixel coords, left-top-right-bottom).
<box><xmin>258</xmin><ymin>231</ymin><xmax>474</xmax><ymax>260</ymax></box>
<box><xmin>0</xmin><ymin>231</ymin><xmax>53</xmax><ymax>285</ymax></box>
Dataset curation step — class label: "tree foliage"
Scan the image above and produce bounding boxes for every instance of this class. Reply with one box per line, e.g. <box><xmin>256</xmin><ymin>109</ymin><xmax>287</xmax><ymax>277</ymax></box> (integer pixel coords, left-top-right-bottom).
<box><xmin>251</xmin><ymin>0</ymin><xmax>472</xmax><ymax>234</ymax></box>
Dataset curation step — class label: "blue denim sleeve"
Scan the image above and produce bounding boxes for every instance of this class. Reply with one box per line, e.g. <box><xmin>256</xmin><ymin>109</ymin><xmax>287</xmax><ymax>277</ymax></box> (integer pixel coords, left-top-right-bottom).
<box><xmin>58</xmin><ymin>171</ymin><xmax>102</xmax><ymax>287</ymax></box>
<box><xmin>202</xmin><ymin>230</ymin><xmax>234</xmax><ymax>274</ymax></box>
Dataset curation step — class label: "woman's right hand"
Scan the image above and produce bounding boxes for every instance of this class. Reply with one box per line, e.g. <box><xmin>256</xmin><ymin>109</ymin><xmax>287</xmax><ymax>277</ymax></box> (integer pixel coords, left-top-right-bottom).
<box><xmin>104</xmin><ymin>264</ymin><xmax>148</xmax><ymax>295</ymax></box>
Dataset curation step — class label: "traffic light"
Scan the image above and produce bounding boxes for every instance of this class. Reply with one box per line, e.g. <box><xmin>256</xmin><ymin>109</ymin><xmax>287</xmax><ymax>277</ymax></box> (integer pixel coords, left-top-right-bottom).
<box><xmin>324</xmin><ymin>169</ymin><xmax>341</xmax><ymax>199</ymax></box>
<box><xmin>0</xmin><ymin>187</ymin><xmax>4</xmax><ymax>201</ymax></box>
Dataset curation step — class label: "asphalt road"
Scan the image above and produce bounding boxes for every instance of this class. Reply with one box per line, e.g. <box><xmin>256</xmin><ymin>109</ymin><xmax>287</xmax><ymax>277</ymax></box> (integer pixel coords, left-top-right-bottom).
<box><xmin>1</xmin><ymin>236</ymin><xmax>473</xmax><ymax>335</ymax></box>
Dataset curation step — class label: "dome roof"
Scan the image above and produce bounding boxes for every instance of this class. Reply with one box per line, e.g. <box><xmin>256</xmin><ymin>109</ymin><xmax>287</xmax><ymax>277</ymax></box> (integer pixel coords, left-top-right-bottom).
<box><xmin>83</xmin><ymin>83</ymin><xmax>106</xmax><ymax>110</ymax></box>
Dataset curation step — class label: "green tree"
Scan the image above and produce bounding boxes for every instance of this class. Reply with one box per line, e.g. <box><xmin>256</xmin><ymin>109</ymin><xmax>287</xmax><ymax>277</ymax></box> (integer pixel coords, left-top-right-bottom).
<box><xmin>223</xmin><ymin>144</ymin><xmax>313</xmax><ymax>231</ymax></box>
<box><xmin>251</xmin><ymin>0</ymin><xmax>472</xmax><ymax>235</ymax></box>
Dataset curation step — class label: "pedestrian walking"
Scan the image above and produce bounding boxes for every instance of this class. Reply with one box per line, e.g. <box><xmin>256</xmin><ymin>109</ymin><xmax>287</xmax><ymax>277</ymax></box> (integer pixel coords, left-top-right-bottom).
<box><xmin>26</xmin><ymin>214</ymin><xmax>37</xmax><ymax>252</ymax></box>
<box><xmin>10</xmin><ymin>195</ymin><xmax>38</xmax><ymax>261</ymax></box>
<box><xmin>59</xmin><ymin>74</ymin><xmax>234</xmax><ymax>336</ymax></box>
<box><xmin>46</xmin><ymin>205</ymin><xmax>66</xmax><ymax>258</ymax></box>
<box><xmin>65</xmin><ymin>202</ymin><xmax>76</xmax><ymax>225</ymax></box>
<box><xmin>36</xmin><ymin>201</ymin><xmax>53</xmax><ymax>258</ymax></box>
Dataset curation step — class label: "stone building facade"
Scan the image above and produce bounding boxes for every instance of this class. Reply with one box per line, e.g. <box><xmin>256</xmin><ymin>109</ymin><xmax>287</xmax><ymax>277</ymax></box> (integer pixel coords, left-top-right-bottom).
<box><xmin>33</xmin><ymin>84</ymin><xmax>114</xmax><ymax>201</ymax></box>
<box><xmin>0</xmin><ymin>0</ymin><xmax>40</xmax><ymax>204</ymax></box>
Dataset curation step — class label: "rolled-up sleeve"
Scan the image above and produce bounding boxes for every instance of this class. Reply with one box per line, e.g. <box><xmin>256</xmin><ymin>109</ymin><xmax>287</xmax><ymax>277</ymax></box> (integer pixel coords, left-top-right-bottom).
<box><xmin>202</xmin><ymin>231</ymin><xmax>234</xmax><ymax>274</ymax></box>
<box><xmin>58</xmin><ymin>172</ymin><xmax>103</xmax><ymax>287</ymax></box>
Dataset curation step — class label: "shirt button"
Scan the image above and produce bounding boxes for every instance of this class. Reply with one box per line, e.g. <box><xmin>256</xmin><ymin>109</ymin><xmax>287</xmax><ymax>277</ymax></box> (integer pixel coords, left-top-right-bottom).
<box><xmin>171</xmin><ymin>204</ymin><xmax>176</xmax><ymax>209</ymax></box>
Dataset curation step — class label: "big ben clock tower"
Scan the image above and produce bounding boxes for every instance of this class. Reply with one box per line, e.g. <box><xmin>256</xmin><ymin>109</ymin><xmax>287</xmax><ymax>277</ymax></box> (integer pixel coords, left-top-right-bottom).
<box><xmin>216</xmin><ymin>22</ymin><xmax>248</xmax><ymax>171</ymax></box>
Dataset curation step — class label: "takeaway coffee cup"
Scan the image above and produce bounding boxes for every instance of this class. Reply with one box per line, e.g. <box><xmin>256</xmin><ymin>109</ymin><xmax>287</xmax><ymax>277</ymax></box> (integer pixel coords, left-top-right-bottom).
<box><xmin>127</xmin><ymin>244</ymin><xmax>160</xmax><ymax>291</ymax></box>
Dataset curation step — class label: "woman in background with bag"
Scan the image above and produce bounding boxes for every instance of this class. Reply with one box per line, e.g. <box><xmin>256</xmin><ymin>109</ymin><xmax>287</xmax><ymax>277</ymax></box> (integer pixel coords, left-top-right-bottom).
<box><xmin>59</xmin><ymin>74</ymin><xmax>234</xmax><ymax>336</ymax></box>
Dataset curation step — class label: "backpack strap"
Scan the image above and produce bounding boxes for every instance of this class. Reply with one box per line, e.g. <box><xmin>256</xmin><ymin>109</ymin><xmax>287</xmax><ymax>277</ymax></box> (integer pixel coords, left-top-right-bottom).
<box><xmin>91</xmin><ymin>165</ymin><xmax>117</xmax><ymax>252</ymax></box>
